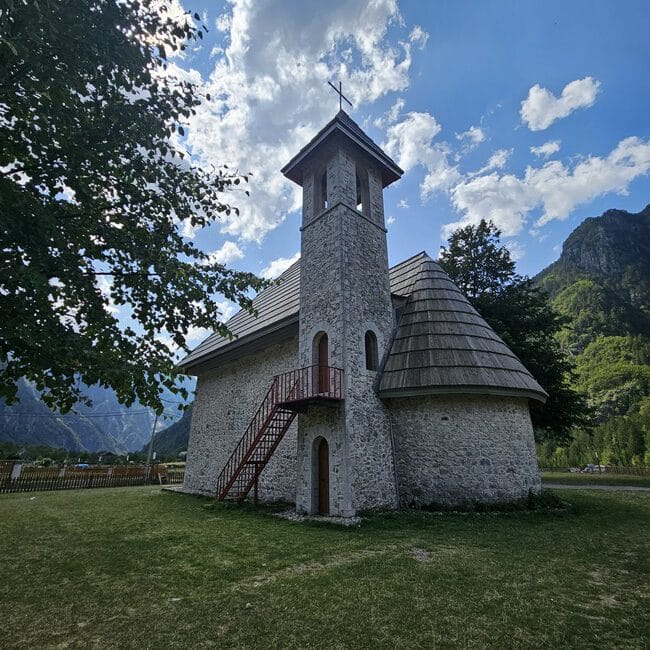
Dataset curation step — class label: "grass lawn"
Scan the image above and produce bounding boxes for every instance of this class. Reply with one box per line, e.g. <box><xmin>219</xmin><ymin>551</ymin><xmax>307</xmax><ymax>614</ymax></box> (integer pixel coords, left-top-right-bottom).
<box><xmin>1</xmin><ymin>488</ymin><xmax>649</xmax><ymax>649</ymax></box>
<box><xmin>542</xmin><ymin>471</ymin><xmax>650</xmax><ymax>488</ymax></box>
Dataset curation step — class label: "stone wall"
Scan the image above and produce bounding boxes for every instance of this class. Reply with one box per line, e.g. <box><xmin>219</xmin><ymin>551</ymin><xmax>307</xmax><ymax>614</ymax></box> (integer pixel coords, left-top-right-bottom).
<box><xmin>183</xmin><ymin>336</ymin><xmax>299</xmax><ymax>501</ymax></box>
<box><xmin>297</xmin><ymin>142</ymin><xmax>398</xmax><ymax>515</ymax></box>
<box><xmin>339</xmin><ymin>203</ymin><xmax>398</xmax><ymax>512</ymax></box>
<box><xmin>295</xmin><ymin>404</ymin><xmax>351</xmax><ymax>516</ymax></box>
<box><xmin>387</xmin><ymin>395</ymin><xmax>541</xmax><ymax>506</ymax></box>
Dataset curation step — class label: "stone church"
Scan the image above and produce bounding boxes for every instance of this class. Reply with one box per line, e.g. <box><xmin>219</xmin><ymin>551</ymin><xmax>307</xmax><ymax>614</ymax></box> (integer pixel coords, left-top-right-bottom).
<box><xmin>178</xmin><ymin>110</ymin><xmax>547</xmax><ymax>517</ymax></box>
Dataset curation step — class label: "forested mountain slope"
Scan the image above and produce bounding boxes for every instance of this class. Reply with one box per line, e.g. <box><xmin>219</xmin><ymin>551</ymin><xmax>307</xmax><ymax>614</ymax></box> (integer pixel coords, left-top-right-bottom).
<box><xmin>535</xmin><ymin>205</ymin><xmax>650</xmax><ymax>434</ymax></box>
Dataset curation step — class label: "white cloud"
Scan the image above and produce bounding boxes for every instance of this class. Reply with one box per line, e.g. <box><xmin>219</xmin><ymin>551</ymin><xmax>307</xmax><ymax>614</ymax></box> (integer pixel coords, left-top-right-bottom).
<box><xmin>446</xmin><ymin>172</ymin><xmax>536</xmax><ymax>237</ymax></box>
<box><xmin>469</xmin><ymin>148</ymin><xmax>512</xmax><ymax>176</ymax></box>
<box><xmin>520</xmin><ymin>77</ymin><xmax>601</xmax><ymax>131</ymax></box>
<box><xmin>215</xmin><ymin>300</ymin><xmax>237</xmax><ymax>321</ymax></box>
<box><xmin>384</xmin><ymin>112</ymin><xmax>441</xmax><ymax>169</ymax></box>
<box><xmin>533</xmin><ymin>136</ymin><xmax>650</xmax><ymax>226</ymax></box>
<box><xmin>397</xmin><ymin>198</ymin><xmax>409</xmax><ymax>209</ymax></box>
<box><xmin>206</xmin><ymin>241</ymin><xmax>245</xmax><ymax>265</ymax></box>
<box><xmin>409</xmin><ymin>25</ymin><xmax>429</xmax><ymax>49</ymax></box>
<box><xmin>215</xmin><ymin>12</ymin><xmax>231</xmax><ymax>32</ymax></box>
<box><xmin>261</xmin><ymin>252</ymin><xmax>300</xmax><ymax>279</ymax></box>
<box><xmin>486</xmin><ymin>149</ymin><xmax>511</xmax><ymax>170</ymax></box>
<box><xmin>444</xmin><ymin>136</ymin><xmax>650</xmax><ymax>235</ymax></box>
<box><xmin>180</xmin><ymin>219</ymin><xmax>199</xmax><ymax>240</ymax></box>
<box><xmin>386</xmin><ymin>215</ymin><xmax>396</xmax><ymax>225</ymax></box>
<box><xmin>456</xmin><ymin>125</ymin><xmax>485</xmax><ymax>147</ymax></box>
<box><xmin>504</xmin><ymin>240</ymin><xmax>525</xmax><ymax>261</ymax></box>
<box><xmin>185</xmin><ymin>326</ymin><xmax>211</xmax><ymax>346</ymax></box>
<box><xmin>183</xmin><ymin>0</ymin><xmax>421</xmax><ymax>243</ymax></box>
<box><xmin>383</xmin><ymin>111</ymin><xmax>460</xmax><ymax>198</ymax></box>
<box><xmin>530</xmin><ymin>140</ymin><xmax>561</xmax><ymax>158</ymax></box>
<box><xmin>373</xmin><ymin>97</ymin><xmax>405</xmax><ymax>128</ymax></box>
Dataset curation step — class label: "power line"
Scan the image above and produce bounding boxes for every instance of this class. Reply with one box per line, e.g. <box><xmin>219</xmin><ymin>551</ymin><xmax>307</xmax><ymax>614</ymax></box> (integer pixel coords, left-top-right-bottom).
<box><xmin>0</xmin><ymin>409</ymin><xmax>180</xmax><ymax>419</ymax></box>
<box><xmin>159</xmin><ymin>396</ymin><xmax>188</xmax><ymax>405</ymax></box>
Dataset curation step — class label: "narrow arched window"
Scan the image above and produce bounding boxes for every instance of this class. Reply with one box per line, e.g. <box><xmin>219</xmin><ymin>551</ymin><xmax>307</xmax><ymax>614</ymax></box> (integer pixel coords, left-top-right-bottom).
<box><xmin>365</xmin><ymin>330</ymin><xmax>378</xmax><ymax>371</ymax></box>
<box><xmin>355</xmin><ymin>165</ymin><xmax>369</xmax><ymax>215</ymax></box>
<box><xmin>319</xmin><ymin>169</ymin><xmax>328</xmax><ymax>210</ymax></box>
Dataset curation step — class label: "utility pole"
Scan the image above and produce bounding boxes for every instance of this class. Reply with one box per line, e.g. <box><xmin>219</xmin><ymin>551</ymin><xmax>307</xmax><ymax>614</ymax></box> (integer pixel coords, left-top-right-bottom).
<box><xmin>145</xmin><ymin>412</ymin><xmax>158</xmax><ymax>483</ymax></box>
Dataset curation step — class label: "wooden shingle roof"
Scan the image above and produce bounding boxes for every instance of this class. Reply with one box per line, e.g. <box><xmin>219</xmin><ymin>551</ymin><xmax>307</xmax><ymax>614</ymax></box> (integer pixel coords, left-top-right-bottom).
<box><xmin>178</xmin><ymin>259</ymin><xmax>301</xmax><ymax>371</ymax></box>
<box><xmin>179</xmin><ymin>253</ymin><xmax>427</xmax><ymax>372</ymax></box>
<box><xmin>179</xmin><ymin>251</ymin><xmax>548</xmax><ymax>404</ymax></box>
<box><xmin>378</xmin><ymin>256</ymin><xmax>548</xmax><ymax>403</ymax></box>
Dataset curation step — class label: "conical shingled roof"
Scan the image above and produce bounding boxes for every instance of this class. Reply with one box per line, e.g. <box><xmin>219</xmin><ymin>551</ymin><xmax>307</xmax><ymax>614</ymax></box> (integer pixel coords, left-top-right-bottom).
<box><xmin>378</xmin><ymin>256</ymin><xmax>548</xmax><ymax>403</ymax></box>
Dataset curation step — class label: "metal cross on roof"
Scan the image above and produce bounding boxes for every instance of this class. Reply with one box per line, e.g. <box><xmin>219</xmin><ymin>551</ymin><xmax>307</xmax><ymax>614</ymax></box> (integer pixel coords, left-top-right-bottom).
<box><xmin>328</xmin><ymin>80</ymin><xmax>353</xmax><ymax>111</ymax></box>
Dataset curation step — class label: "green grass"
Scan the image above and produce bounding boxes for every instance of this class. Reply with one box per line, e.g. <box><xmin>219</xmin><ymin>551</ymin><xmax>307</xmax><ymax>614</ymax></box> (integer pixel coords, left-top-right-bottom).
<box><xmin>1</xmin><ymin>487</ymin><xmax>649</xmax><ymax>649</ymax></box>
<box><xmin>542</xmin><ymin>471</ymin><xmax>650</xmax><ymax>487</ymax></box>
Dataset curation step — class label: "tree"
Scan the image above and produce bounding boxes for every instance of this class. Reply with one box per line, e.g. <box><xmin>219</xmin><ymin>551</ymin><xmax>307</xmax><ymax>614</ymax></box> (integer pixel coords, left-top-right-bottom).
<box><xmin>0</xmin><ymin>1</ymin><xmax>265</xmax><ymax>413</ymax></box>
<box><xmin>439</xmin><ymin>220</ymin><xmax>591</xmax><ymax>442</ymax></box>
<box><xmin>438</xmin><ymin>218</ymin><xmax>516</xmax><ymax>299</ymax></box>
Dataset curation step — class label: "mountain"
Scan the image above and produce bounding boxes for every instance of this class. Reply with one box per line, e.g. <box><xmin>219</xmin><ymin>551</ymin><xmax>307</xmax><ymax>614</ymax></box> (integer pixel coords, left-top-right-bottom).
<box><xmin>536</xmin><ymin>205</ymin><xmax>650</xmax><ymax>350</ymax></box>
<box><xmin>535</xmin><ymin>205</ymin><xmax>650</xmax><ymax>422</ymax></box>
<box><xmin>537</xmin><ymin>205</ymin><xmax>650</xmax><ymax>301</ymax></box>
<box><xmin>0</xmin><ymin>380</ymin><xmax>188</xmax><ymax>454</ymax></box>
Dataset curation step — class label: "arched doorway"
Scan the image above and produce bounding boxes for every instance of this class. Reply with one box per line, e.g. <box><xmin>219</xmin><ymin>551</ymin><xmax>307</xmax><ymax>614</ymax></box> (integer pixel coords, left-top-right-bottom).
<box><xmin>317</xmin><ymin>438</ymin><xmax>330</xmax><ymax>515</ymax></box>
<box><xmin>313</xmin><ymin>332</ymin><xmax>329</xmax><ymax>394</ymax></box>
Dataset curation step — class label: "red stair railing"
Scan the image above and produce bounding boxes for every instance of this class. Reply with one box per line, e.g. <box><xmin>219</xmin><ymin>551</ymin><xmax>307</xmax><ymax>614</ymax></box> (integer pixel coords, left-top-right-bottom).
<box><xmin>274</xmin><ymin>364</ymin><xmax>344</xmax><ymax>404</ymax></box>
<box><xmin>215</xmin><ymin>365</ymin><xmax>343</xmax><ymax>501</ymax></box>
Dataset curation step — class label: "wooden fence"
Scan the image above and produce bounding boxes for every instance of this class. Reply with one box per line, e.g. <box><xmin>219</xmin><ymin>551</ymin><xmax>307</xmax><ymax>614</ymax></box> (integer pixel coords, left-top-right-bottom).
<box><xmin>0</xmin><ymin>460</ymin><xmax>185</xmax><ymax>494</ymax></box>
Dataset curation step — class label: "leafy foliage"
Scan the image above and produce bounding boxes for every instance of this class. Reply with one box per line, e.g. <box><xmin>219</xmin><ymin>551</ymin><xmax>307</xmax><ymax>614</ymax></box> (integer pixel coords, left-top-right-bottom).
<box><xmin>551</xmin><ymin>279</ymin><xmax>650</xmax><ymax>353</ymax></box>
<box><xmin>440</xmin><ymin>220</ymin><xmax>590</xmax><ymax>442</ymax></box>
<box><xmin>437</xmin><ymin>219</ymin><xmax>515</xmax><ymax>300</ymax></box>
<box><xmin>574</xmin><ymin>336</ymin><xmax>650</xmax><ymax>421</ymax></box>
<box><xmin>538</xmin><ymin>396</ymin><xmax>650</xmax><ymax>467</ymax></box>
<box><xmin>0</xmin><ymin>1</ymin><xmax>265</xmax><ymax>413</ymax></box>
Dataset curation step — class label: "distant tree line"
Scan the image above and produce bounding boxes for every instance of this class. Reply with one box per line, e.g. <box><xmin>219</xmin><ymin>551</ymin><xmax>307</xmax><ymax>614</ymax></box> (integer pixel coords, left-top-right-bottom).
<box><xmin>538</xmin><ymin>398</ymin><xmax>650</xmax><ymax>467</ymax></box>
<box><xmin>0</xmin><ymin>441</ymin><xmax>164</xmax><ymax>465</ymax></box>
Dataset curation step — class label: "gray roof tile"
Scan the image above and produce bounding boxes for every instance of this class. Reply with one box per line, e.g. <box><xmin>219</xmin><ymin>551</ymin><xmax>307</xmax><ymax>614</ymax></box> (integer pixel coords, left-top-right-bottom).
<box><xmin>378</xmin><ymin>256</ymin><xmax>548</xmax><ymax>403</ymax></box>
<box><xmin>179</xmin><ymin>251</ymin><xmax>548</xmax><ymax>403</ymax></box>
<box><xmin>179</xmin><ymin>252</ymin><xmax>427</xmax><ymax>370</ymax></box>
<box><xmin>282</xmin><ymin>110</ymin><xmax>403</xmax><ymax>187</ymax></box>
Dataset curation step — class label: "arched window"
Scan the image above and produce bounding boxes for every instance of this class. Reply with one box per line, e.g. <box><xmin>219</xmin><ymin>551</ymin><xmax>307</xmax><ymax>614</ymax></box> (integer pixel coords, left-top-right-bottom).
<box><xmin>317</xmin><ymin>169</ymin><xmax>328</xmax><ymax>211</ymax></box>
<box><xmin>355</xmin><ymin>165</ymin><xmax>369</xmax><ymax>216</ymax></box>
<box><xmin>365</xmin><ymin>330</ymin><xmax>378</xmax><ymax>371</ymax></box>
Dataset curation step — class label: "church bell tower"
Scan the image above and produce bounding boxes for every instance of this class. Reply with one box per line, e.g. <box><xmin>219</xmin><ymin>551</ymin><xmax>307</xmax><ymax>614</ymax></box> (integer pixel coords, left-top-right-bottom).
<box><xmin>282</xmin><ymin>110</ymin><xmax>404</xmax><ymax>516</ymax></box>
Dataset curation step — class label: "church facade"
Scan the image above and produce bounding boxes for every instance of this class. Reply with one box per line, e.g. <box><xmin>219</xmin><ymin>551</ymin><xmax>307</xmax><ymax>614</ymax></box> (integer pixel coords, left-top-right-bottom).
<box><xmin>179</xmin><ymin>111</ymin><xmax>546</xmax><ymax>517</ymax></box>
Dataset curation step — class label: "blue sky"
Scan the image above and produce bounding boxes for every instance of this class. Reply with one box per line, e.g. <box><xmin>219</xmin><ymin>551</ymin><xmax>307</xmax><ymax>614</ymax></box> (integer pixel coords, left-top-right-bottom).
<box><xmin>164</xmin><ymin>0</ymin><xmax>649</xmax><ymax>347</ymax></box>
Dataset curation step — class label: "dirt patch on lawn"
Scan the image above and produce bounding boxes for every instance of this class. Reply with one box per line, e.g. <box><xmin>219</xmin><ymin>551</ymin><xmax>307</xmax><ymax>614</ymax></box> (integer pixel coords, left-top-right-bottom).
<box><xmin>410</xmin><ymin>547</ymin><xmax>431</xmax><ymax>562</ymax></box>
<box><xmin>232</xmin><ymin>546</ymin><xmax>399</xmax><ymax>590</ymax></box>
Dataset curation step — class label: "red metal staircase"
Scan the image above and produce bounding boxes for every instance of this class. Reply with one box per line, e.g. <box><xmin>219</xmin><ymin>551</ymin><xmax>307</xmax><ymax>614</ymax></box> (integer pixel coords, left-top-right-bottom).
<box><xmin>215</xmin><ymin>364</ymin><xmax>343</xmax><ymax>502</ymax></box>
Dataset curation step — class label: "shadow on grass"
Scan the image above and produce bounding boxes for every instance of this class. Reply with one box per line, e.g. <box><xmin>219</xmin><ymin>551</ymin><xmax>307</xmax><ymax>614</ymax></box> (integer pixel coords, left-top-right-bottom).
<box><xmin>166</xmin><ymin>488</ymin><xmax>578</xmax><ymax>532</ymax></box>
